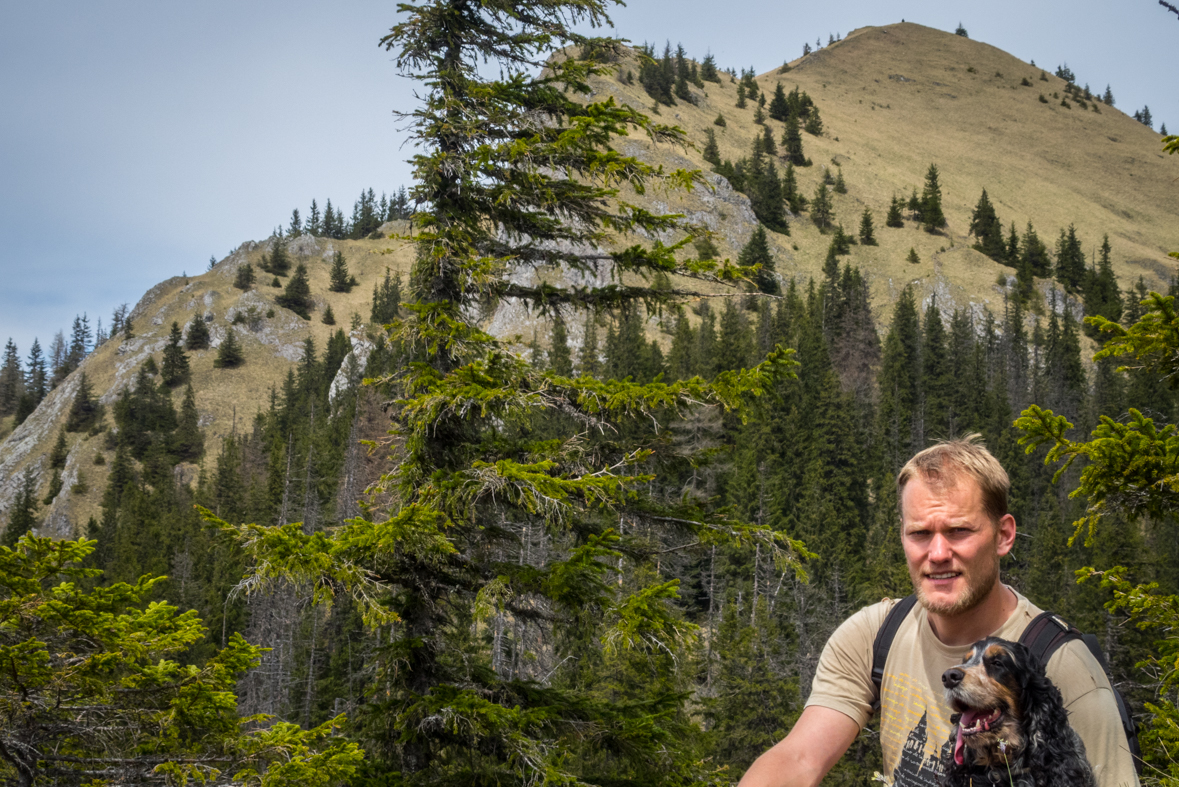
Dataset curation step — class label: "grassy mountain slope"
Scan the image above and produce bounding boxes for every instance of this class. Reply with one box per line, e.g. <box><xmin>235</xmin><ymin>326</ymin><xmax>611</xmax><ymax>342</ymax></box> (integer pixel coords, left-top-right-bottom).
<box><xmin>593</xmin><ymin>23</ymin><xmax>1178</xmax><ymax>323</ymax></box>
<box><xmin>0</xmin><ymin>228</ymin><xmax>415</xmax><ymax>535</ymax></box>
<box><xmin>2</xmin><ymin>22</ymin><xmax>1177</xmax><ymax>538</ymax></box>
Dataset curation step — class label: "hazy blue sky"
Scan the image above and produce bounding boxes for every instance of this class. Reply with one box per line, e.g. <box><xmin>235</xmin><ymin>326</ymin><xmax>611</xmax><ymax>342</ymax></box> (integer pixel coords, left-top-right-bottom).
<box><xmin>1</xmin><ymin>0</ymin><xmax>1174</xmax><ymax>356</ymax></box>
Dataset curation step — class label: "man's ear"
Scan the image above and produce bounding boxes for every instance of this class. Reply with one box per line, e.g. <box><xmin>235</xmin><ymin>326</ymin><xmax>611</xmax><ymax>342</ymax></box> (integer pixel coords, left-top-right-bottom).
<box><xmin>995</xmin><ymin>514</ymin><xmax>1016</xmax><ymax>556</ymax></box>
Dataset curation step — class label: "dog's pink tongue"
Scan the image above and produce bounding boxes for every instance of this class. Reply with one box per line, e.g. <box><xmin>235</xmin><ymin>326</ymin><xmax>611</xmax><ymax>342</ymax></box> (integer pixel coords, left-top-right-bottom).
<box><xmin>954</xmin><ymin>710</ymin><xmax>981</xmax><ymax>766</ymax></box>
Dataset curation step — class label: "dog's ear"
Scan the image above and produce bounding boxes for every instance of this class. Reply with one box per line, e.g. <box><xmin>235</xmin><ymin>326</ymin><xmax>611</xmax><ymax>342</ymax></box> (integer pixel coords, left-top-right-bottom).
<box><xmin>1015</xmin><ymin>643</ymin><xmax>1090</xmax><ymax>782</ymax></box>
<box><xmin>1017</xmin><ymin>643</ymin><xmax>1069</xmax><ymax>740</ymax></box>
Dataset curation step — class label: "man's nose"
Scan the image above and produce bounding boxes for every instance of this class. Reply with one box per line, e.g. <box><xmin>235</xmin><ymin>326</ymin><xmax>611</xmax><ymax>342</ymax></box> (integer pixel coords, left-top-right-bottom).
<box><xmin>929</xmin><ymin>533</ymin><xmax>952</xmax><ymax>562</ymax></box>
<box><xmin>942</xmin><ymin>668</ymin><xmax>964</xmax><ymax>689</ymax></box>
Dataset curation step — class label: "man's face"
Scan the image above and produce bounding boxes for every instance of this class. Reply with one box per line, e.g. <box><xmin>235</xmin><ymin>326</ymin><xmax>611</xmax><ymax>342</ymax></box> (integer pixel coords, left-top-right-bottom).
<box><xmin>900</xmin><ymin>473</ymin><xmax>1015</xmax><ymax>616</ymax></box>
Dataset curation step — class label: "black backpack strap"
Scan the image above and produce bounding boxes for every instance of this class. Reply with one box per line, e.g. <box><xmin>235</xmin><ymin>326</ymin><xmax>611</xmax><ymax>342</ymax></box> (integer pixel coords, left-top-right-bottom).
<box><xmin>871</xmin><ymin>594</ymin><xmax>918</xmax><ymax>712</ymax></box>
<box><xmin>1019</xmin><ymin>611</ymin><xmax>1078</xmax><ymax>668</ymax></box>
<box><xmin>1020</xmin><ymin>611</ymin><xmax>1143</xmax><ymax>776</ymax></box>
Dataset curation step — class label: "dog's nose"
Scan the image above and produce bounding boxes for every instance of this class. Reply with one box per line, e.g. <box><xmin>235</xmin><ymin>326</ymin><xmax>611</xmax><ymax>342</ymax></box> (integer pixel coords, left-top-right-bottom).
<box><xmin>942</xmin><ymin>668</ymin><xmax>964</xmax><ymax>689</ymax></box>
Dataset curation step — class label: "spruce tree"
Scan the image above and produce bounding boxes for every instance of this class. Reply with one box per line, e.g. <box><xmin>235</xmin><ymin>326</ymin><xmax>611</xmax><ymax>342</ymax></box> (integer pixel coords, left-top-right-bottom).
<box><xmin>1020</xmin><ymin>221</ymin><xmax>1051</xmax><ymax>277</ymax></box>
<box><xmin>858</xmin><ymin>208</ymin><xmax>877</xmax><ymax>245</ymax></box>
<box><xmin>736</xmin><ymin>82</ymin><xmax>747</xmax><ymax>108</ymax></box>
<box><xmin>322</xmin><ymin>304</ymin><xmax>336</xmax><ymax>325</ymax></box>
<box><xmin>885</xmin><ymin>194</ymin><xmax>904</xmax><ymax>227</ymax></box>
<box><xmin>782</xmin><ymin>163</ymin><xmax>805</xmax><ymax>213</ymax></box>
<box><xmin>738</xmin><ymin>226</ymin><xmax>779</xmax><ymax>294</ymax></box>
<box><xmin>49</xmin><ymin>429</ymin><xmax>69</xmax><ymax>470</ymax></box>
<box><xmin>25</xmin><ymin>339</ymin><xmax>47</xmax><ymax>407</ymax></box>
<box><xmin>702</xmin><ymin>128</ymin><xmax>721</xmax><ymax>167</ymax></box>
<box><xmin>42</xmin><ymin>470</ymin><xmax>63</xmax><ymax>506</ymax></box>
<box><xmin>210</xmin><ymin>6</ymin><xmax>801</xmax><ymax>784</ymax></box>
<box><xmin>233</xmin><ymin>262</ymin><xmax>256</xmax><ymax>290</ymax></box>
<box><xmin>548</xmin><ymin>315</ymin><xmax>574</xmax><ymax>377</ymax></box>
<box><xmin>173</xmin><ymin>383</ymin><xmax>203</xmax><ymax>461</ymax></box>
<box><xmin>832</xmin><ymin>167</ymin><xmax>847</xmax><ymax>194</ymax></box>
<box><xmin>276</xmin><ymin>262</ymin><xmax>313</xmax><ymax>319</ymax></box>
<box><xmin>160</xmin><ymin>322</ymin><xmax>190</xmax><ymax>387</ymax></box>
<box><xmin>184</xmin><ymin>316</ymin><xmax>210</xmax><ymax>351</ymax></box>
<box><xmin>877</xmin><ymin>288</ymin><xmax>922</xmax><ymax>470</ymax></box>
<box><xmin>1082</xmin><ymin>234</ymin><xmax>1123</xmax><ymax>340</ymax></box>
<box><xmin>769</xmin><ymin>82</ymin><xmax>789</xmax><ymax>121</ymax></box>
<box><xmin>803</xmin><ymin>105</ymin><xmax>823</xmax><ymax>135</ymax></box>
<box><xmin>328</xmin><ymin>251</ymin><xmax>356</xmax><ymax>293</ymax></box>
<box><xmin>1</xmin><ymin>468</ymin><xmax>38</xmax><ymax>547</ymax></box>
<box><xmin>760</xmin><ymin>124</ymin><xmax>776</xmax><ymax>156</ymax></box>
<box><xmin>810</xmin><ymin>181</ymin><xmax>834</xmax><ymax>231</ymax></box>
<box><xmin>213</xmin><ymin>329</ymin><xmax>244</xmax><ymax>369</ymax></box>
<box><xmin>370</xmin><ymin>268</ymin><xmax>401</xmax><ymax>325</ymax></box>
<box><xmin>922</xmin><ymin>300</ymin><xmax>951</xmax><ymax>440</ymax></box>
<box><xmin>907</xmin><ymin>247</ymin><xmax>921</xmax><ymax>264</ymax></box>
<box><xmin>1054</xmin><ymin>224</ymin><xmax>1086</xmax><ymax>293</ymax></box>
<box><xmin>920</xmin><ymin>163</ymin><xmax>946</xmax><ymax>232</ymax></box>
<box><xmin>64</xmin><ymin>372</ymin><xmax>100</xmax><ymax>432</ymax></box>
<box><xmin>969</xmin><ymin>189</ymin><xmax>1004</xmax><ymax>260</ymax></box>
<box><xmin>0</xmin><ymin>338</ymin><xmax>22</xmax><ymax>416</ymax></box>
<box><xmin>578</xmin><ymin>312</ymin><xmax>600</xmax><ymax>377</ymax></box>
<box><xmin>781</xmin><ymin>115</ymin><xmax>805</xmax><ymax>165</ymax></box>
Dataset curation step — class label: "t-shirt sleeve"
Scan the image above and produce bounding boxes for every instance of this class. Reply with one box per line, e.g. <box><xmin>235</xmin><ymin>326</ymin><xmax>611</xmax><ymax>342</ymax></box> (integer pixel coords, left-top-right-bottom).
<box><xmin>804</xmin><ymin>601</ymin><xmax>892</xmax><ymax>729</ymax></box>
<box><xmin>1048</xmin><ymin>641</ymin><xmax>1140</xmax><ymax>787</ymax></box>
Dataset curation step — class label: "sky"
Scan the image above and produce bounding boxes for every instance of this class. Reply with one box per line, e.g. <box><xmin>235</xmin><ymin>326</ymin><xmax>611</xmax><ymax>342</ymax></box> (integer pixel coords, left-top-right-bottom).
<box><xmin>1</xmin><ymin>0</ymin><xmax>1174</xmax><ymax>358</ymax></box>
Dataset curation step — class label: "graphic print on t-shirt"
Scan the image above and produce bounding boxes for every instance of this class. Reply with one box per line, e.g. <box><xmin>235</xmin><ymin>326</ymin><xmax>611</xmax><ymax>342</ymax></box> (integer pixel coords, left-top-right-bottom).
<box><xmin>880</xmin><ymin>668</ymin><xmax>954</xmax><ymax>787</ymax></box>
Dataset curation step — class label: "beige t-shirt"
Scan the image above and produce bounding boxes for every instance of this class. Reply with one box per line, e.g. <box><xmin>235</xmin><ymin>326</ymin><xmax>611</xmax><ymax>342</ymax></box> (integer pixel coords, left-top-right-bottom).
<box><xmin>805</xmin><ymin>590</ymin><xmax>1139</xmax><ymax>787</ymax></box>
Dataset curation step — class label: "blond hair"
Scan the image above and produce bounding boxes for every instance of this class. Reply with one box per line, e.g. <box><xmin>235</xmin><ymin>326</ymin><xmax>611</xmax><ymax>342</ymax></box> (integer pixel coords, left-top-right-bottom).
<box><xmin>896</xmin><ymin>434</ymin><xmax>1009</xmax><ymax>524</ymax></box>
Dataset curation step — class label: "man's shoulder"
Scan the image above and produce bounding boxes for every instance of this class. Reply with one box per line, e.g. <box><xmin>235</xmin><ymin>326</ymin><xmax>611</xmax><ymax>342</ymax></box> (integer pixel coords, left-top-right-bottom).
<box><xmin>831</xmin><ymin>596</ymin><xmax>908</xmax><ymax>644</ymax></box>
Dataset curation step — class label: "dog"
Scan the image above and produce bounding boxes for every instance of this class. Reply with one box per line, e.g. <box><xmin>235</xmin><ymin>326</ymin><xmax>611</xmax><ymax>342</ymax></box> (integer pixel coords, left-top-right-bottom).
<box><xmin>940</xmin><ymin>637</ymin><xmax>1096</xmax><ymax>787</ymax></box>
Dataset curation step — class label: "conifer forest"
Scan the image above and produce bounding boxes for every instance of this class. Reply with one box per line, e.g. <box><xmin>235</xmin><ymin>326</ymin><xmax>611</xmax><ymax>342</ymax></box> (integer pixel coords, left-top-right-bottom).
<box><xmin>4</xmin><ymin>2</ymin><xmax>1179</xmax><ymax>786</ymax></box>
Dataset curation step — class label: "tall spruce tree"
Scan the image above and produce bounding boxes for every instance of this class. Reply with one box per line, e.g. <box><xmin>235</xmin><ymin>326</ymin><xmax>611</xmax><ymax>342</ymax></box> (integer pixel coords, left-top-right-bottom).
<box><xmin>886</xmin><ymin>194</ymin><xmax>904</xmax><ymax>228</ymax></box>
<box><xmin>160</xmin><ymin>322</ymin><xmax>190</xmax><ymax>387</ymax></box>
<box><xmin>185</xmin><ymin>316</ymin><xmax>211</xmax><ymax>351</ymax></box>
<box><xmin>0</xmin><ymin>339</ymin><xmax>22</xmax><ymax>416</ymax></box>
<box><xmin>213</xmin><ymin>329</ymin><xmax>244</xmax><ymax>369</ymax></box>
<box><xmin>810</xmin><ymin>181</ymin><xmax>834</xmax><ymax>231</ymax></box>
<box><xmin>1</xmin><ymin>468</ymin><xmax>38</xmax><ymax>547</ymax></box>
<box><xmin>370</xmin><ymin>268</ymin><xmax>401</xmax><ymax>325</ymax></box>
<box><xmin>969</xmin><ymin>189</ymin><xmax>1004</xmax><ymax>260</ymax></box>
<box><xmin>64</xmin><ymin>372</ymin><xmax>100</xmax><ymax>433</ymax></box>
<box><xmin>920</xmin><ymin>163</ymin><xmax>946</xmax><ymax>232</ymax></box>
<box><xmin>276</xmin><ymin>263</ymin><xmax>314</xmax><ymax>319</ymax></box>
<box><xmin>547</xmin><ymin>315</ymin><xmax>574</xmax><ymax>377</ymax></box>
<box><xmin>739</xmin><ymin>226</ymin><xmax>779</xmax><ymax>294</ymax></box>
<box><xmin>209</xmin><ymin>6</ymin><xmax>801</xmax><ymax>785</ymax></box>
<box><xmin>328</xmin><ymin>251</ymin><xmax>357</xmax><ymax>293</ymax></box>
<box><xmin>858</xmin><ymin>208</ymin><xmax>877</xmax><ymax>245</ymax></box>
<box><xmin>781</xmin><ymin>115</ymin><xmax>805</xmax><ymax>166</ymax></box>
<box><xmin>233</xmin><ymin>262</ymin><xmax>256</xmax><ymax>290</ymax></box>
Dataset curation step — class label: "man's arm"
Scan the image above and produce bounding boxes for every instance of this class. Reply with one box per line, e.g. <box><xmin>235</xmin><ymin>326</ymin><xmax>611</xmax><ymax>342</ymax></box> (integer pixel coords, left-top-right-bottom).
<box><xmin>737</xmin><ymin>706</ymin><xmax>862</xmax><ymax>787</ymax></box>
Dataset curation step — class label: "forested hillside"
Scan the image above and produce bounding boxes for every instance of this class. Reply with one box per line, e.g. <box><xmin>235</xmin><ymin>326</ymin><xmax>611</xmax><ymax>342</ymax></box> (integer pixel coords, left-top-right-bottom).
<box><xmin>3</xmin><ymin>9</ymin><xmax>1179</xmax><ymax>787</ymax></box>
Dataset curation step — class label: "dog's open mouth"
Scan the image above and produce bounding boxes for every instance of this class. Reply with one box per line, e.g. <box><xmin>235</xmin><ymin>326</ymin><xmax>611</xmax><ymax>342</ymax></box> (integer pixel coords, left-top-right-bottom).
<box><xmin>953</xmin><ymin>707</ymin><xmax>1003</xmax><ymax>765</ymax></box>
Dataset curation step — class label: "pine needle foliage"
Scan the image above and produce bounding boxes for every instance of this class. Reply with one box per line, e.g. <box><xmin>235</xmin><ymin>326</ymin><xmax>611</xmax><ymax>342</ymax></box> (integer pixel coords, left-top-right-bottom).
<box><xmin>208</xmin><ymin>3</ymin><xmax>803</xmax><ymax>785</ymax></box>
<box><xmin>0</xmin><ymin>535</ymin><xmax>364</xmax><ymax>786</ymax></box>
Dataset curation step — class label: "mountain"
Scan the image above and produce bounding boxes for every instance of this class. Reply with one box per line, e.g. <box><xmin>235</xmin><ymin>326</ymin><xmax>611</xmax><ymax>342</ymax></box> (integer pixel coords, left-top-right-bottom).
<box><xmin>592</xmin><ymin>22</ymin><xmax>1177</xmax><ymax>323</ymax></box>
<box><xmin>1</xmin><ymin>21</ymin><xmax>1176</xmax><ymax>538</ymax></box>
<box><xmin>0</xmin><ymin>228</ymin><xmax>415</xmax><ymax>535</ymax></box>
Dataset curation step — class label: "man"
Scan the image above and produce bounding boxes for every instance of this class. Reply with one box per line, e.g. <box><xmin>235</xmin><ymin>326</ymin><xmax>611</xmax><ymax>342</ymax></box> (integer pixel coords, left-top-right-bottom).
<box><xmin>739</xmin><ymin>435</ymin><xmax>1138</xmax><ymax>787</ymax></box>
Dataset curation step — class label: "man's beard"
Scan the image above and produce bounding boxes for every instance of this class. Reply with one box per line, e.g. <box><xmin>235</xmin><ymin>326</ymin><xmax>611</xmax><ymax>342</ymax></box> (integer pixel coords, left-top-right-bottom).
<box><xmin>911</xmin><ymin>548</ymin><xmax>1000</xmax><ymax>616</ymax></box>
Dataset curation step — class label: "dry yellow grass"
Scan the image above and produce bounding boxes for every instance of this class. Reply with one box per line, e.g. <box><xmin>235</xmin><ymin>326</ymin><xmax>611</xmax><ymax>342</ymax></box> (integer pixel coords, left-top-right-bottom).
<box><xmin>589</xmin><ymin>23</ymin><xmax>1179</xmax><ymax>325</ymax></box>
